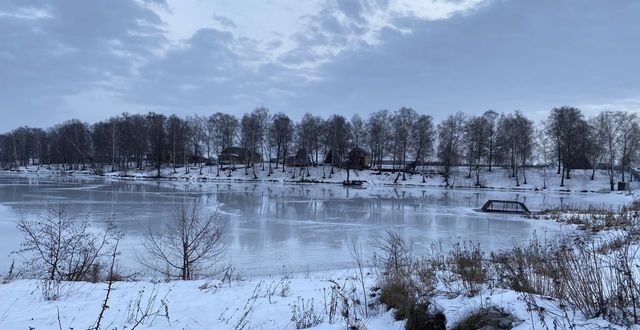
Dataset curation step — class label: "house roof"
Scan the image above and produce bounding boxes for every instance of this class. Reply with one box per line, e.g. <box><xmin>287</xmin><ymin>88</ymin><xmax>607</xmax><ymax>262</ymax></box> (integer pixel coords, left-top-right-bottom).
<box><xmin>348</xmin><ymin>147</ymin><xmax>370</xmax><ymax>157</ymax></box>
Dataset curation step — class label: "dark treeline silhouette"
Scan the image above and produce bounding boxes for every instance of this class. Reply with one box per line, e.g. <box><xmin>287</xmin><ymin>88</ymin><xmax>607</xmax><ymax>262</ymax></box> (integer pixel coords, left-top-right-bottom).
<box><xmin>1</xmin><ymin>107</ymin><xmax>638</xmax><ymax>189</ymax></box>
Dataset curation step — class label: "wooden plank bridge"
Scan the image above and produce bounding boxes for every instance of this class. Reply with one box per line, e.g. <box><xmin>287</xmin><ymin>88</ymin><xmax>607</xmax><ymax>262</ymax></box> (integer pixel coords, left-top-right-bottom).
<box><xmin>481</xmin><ymin>200</ymin><xmax>531</xmax><ymax>214</ymax></box>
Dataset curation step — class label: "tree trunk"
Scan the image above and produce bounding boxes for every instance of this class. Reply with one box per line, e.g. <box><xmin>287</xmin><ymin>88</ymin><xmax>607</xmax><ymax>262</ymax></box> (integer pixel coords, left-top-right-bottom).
<box><xmin>488</xmin><ymin>141</ymin><xmax>493</xmax><ymax>172</ymax></box>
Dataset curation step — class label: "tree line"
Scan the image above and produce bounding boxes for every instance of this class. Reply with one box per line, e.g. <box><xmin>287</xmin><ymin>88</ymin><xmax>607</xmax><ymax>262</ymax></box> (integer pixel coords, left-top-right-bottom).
<box><xmin>1</xmin><ymin>106</ymin><xmax>638</xmax><ymax>189</ymax></box>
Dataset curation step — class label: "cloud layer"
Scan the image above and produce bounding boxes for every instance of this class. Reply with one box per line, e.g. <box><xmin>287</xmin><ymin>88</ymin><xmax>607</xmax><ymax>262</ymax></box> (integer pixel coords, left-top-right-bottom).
<box><xmin>1</xmin><ymin>0</ymin><xmax>639</xmax><ymax>131</ymax></box>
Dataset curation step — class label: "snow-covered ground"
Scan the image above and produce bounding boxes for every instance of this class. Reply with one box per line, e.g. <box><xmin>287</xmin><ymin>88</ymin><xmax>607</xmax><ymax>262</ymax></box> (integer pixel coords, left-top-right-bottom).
<box><xmin>5</xmin><ymin>164</ymin><xmax>637</xmax><ymax>193</ymax></box>
<box><xmin>0</xmin><ymin>267</ymin><xmax>628</xmax><ymax>329</ymax></box>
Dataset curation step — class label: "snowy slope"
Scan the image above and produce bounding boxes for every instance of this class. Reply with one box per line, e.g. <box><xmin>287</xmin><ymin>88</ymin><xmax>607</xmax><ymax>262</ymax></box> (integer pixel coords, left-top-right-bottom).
<box><xmin>6</xmin><ymin>165</ymin><xmax>637</xmax><ymax>193</ymax></box>
<box><xmin>0</xmin><ymin>269</ymin><xmax>628</xmax><ymax>329</ymax></box>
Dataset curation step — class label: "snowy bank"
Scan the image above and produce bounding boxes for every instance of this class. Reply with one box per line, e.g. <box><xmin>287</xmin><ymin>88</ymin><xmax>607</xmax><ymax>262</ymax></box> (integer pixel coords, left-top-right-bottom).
<box><xmin>4</xmin><ymin>165</ymin><xmax>639</xmax><ymax>194</ymax></box>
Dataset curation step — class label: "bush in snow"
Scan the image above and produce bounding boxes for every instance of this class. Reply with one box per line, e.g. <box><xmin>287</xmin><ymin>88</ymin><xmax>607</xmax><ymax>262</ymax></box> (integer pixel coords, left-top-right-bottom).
<box><xmin>448</xmin><ymin>241</ymin><xmax>487</xmax><ymax>296</ymax></box>
<box><xmin>139</xmin><ymin>201</ymin><xmax>227</xmax><ymax>280</ymax></box>
<box><xmin>290</xmin><ymin>297</ymin><xmax>323</xmax><ymax>329</ymax></box>
<box><xmin>451</xmin><ymin>305</ymin><xmax>520</xmax><ymax>330</ymax></box>
<box><xmin>15</xmin><ymin>204</ymin><xmax>120</xmax><ymax>283</ymax></box>
<box><xmin>373</xmin><ymin>231</ymin><xmax>446</xmax><ymax>329</ymax></box>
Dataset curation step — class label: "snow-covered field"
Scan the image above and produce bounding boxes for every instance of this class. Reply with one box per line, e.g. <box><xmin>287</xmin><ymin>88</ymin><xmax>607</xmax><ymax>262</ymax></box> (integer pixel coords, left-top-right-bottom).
<box><xmin>6</xmin><ymin>164</ymin><xmax>636</xmax><ymax>193</ymax></box>
<box><xmin>0</xmin><ymin>267</ymin><xmax>629</xmax><ymax>329</ymax></box>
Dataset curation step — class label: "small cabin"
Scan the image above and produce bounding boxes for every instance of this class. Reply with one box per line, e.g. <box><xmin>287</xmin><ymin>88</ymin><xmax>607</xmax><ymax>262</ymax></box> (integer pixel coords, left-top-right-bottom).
<box><xmin>219</xmin><ymin>147</ymin><xmax>261</xmax><ymax>164</ymax></box>
<box><xmin>286</xmin><ymin>148</ymin><xmax>312</xmax><ymax>167</ymax></box>
<box><xmin>346</xmin><ymin>147</ymin><xmax>370</xmax><ymax>170</ymax></box>
<box><xmin>481</xmin><ymin>200</ymin><xmax>530</xmax><ymax>214</ymax></box>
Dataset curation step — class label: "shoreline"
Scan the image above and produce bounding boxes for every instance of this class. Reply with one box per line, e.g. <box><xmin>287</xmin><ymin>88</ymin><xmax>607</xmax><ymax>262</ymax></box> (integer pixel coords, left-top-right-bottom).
<box><xmin>2</xmin><ymin>165</ymin><xmax>636</xmax><ymax>196</ymax></box>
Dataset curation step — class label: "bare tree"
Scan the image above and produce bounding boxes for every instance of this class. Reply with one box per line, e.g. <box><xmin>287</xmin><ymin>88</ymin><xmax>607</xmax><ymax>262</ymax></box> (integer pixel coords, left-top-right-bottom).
<box><xmin>269</xmin><ymin>113</ymin><xmax>293</xmax><ymax>173</ymax></box>
<box><xmin>463</xmin><ymin>115</ymin><xmax>489</xmax><ymax>186</ymax></box>
<box><xmin>91</xmin><ymin>120</ymin><xmax>116</xmax><ymax>171</ymax></box>
<box><xmin>212</xmin><ymin>112</ymin><xmax>238</xmax><ymax>176</ymax></box>
<box><xmin>298</xmin><ymin>113</ymin><xmax>322</xmax><ymax>166</ymax></box>
<box><xmin>366</xmin><ymin>110</ymin><xmax>391</xmax><ymax>172</ymax></box>
<box><xmin>536</xmin><ymin>126</ymin><xmax>552</xmax><ymax>189</ymax></box>
<box><xmin>437</xmin><ymin>113</ymin><xmax>465</xmax><ymax>187</ymax></box>
<box><xmin>167</xmin><ymin>115</ymin><xmax>189</xmax><ymax>174</ymax></box>
<box><xmin>391</xmin><ymin>107</ymin><xmax>418</xmax><ymax>182</ymax></box>
<box><xmin>204</xmin><ymin>114</ymin><xmax>217</xmax><ymax>171</ymax></box>
<box><xmin>187</xmin><ymin>115</ymin><xmax>206</xmax><ymax>174</ymax></box>
<box><xmin>15</xmin><ymin>204</ymin><xmax>119</xmax><ymax>282</ymax></box>
<box><xmin>617</xmin><ymin>112</ymin><xmax>640</xmax><ymax>183</ymax></box>
<box><xmin>146</xmin><ymin>112</ymin><xmax>167</xmax><ymax>177</ymax></box>
<box><xmin>140</xmin><ymin>201</ymin><xmax>226</xmax><ymax>280</ymax></box>
<box><xmin>482</xmin><ymin>110</ymin><xmax>499</xmax><ymax>172</ymax></box>
<box><xmin>325</xmin><ymin>114</ymin><xmax>351</xmax><ymax>176</ymax></box>
<box><xmin>515</xmin><ymin>112</ymin><xmax>534</xmax><ymax>184</ymax></box>
<box><xmin>546</xmin><ymin>106</ymin><xmax>589</xmax><ymax>185</ymax></box>
<box><xmin>585</xmin><ymin>116</ymin><xmax>603</xmax><ymax>180</ymax></box>
<box><xmin>595</xmin><ymin>111</ymin><xmax>621</xmax><ymax>190</ymax></box>
<box><xmin>412</xmin><ymin>114</ymin><xmax>434</xmax><ymax>183</ymax></box>
<box><xmin>295</xmin><ymin>113</ymin><xmax>320</xmax><ymax>178</ymax></box>
<box><xmin>252</xmin><ymin>107</ymin><xmax>270</xmax><ymax>171</ymax></box>
<box><xmin>351</xmin><ymin>114</ymin><xmax>366</xmax><ymax>148</ymax></box>
<box><xmin>52</xmin><ymin>119</ymin><xmax>92</xmax><ymax>170</ymax></box>
<box><xmin>496</xmin><ymin>111</ymin><xmax>534</xmax><ymax>186</ymax></box>
<box><xmin>117</xmin><ymin>113</ymin><xmax>146</xmax><ymax>171</ymax></box>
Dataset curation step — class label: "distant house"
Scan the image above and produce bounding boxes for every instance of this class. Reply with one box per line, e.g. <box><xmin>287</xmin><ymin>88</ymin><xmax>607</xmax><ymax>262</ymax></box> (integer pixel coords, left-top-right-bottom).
<box><xmin>219</xmin><ymin>147</ymin><xmax>261</xmax><ymax>164</ymax></box>
<box><xmin>286</xmin><ymin>148</ymin><xmax>312</xmax><ymax>167</ymax></box>
<box><xmin>189</xmin><ymin>155</ymin><xmax>208</xmax><ymax>164</ymax></box>
<box><xmin>345</xmin><ymin>147</ymin><xmax>370</xmax><ymax>170</ymax></box>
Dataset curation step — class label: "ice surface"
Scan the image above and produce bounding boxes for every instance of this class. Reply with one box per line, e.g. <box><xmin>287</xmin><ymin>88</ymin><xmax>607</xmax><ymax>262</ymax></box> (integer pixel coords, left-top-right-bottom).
<box><xmin>0</xmin><ymin>174</ymin><xmax>631</xmax><ymax>276</ymax></box>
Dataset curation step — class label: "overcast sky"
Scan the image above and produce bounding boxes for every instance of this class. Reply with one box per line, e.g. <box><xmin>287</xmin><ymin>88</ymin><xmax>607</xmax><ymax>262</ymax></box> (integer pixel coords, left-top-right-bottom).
<box><xmin>1</xmin><ymin>0</ymin><xmax>639</xmax><ymax>132</ymax></box>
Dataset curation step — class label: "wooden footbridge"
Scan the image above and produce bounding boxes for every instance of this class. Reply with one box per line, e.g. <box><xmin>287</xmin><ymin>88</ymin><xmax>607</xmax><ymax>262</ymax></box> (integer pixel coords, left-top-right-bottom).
<box><xmin>481</xmin><ymin>200</ymin><xmax>531</xmax><ymax>214</ymax></box>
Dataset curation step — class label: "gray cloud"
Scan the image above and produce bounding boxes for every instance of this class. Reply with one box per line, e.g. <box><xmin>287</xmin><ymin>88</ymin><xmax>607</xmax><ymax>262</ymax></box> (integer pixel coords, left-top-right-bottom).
<box><xmin>1</xmin><ymin>0</ymin><xmax>639</xmax><ymax>132</ymax></box>
<box><xmin>1</xmin><ymin>0</ymin><xmax>166</xmax><ymax>129</ymax></box>
<box><xmin>279</xmin><ymin>0</ymin><xmax>640</xmax><ymax>121</ymax></box>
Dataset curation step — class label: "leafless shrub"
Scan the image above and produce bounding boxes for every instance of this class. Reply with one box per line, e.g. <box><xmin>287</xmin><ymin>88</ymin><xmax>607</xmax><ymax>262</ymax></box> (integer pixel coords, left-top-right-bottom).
<box><xmin>15</xmin><ymin>204</ymin><xmax>120</xmax><ymax>283</ymax></box>
<box><xmin>490</xmin><ymin>229</ymin><xmax>640</xmax><ymax>326</ymax></box>
<box><xmin>125</xmin><ymin>286</ymin><xmax>171</xmax><ymax>330</ymax></box>
<box><xmin>373</xmin><ymin>230</ymin><xmax>412</xmax><ymax>280</ymax></box>
<box><xmin>326</xmin><ymin>279</ymin><xmax>366</xmax><ymax>329</ymax></box>
<box><xmin>490</xmin><ymin>236</ymin><xmax>561</xmax><ymax>296</ymax></box>
<box><xmin>232</xmin><ymin>281</ymin><xmax>261</xmax><ymax>330</ymax></box>
<box><xmin>448</xmin><ymin>241</ymin><xmax>486</xmax><ymax>296</ymax></box>
<box><xmin>290</xmin><ymin>297</ymin><xmax>323</xmax><ymax>329</ymax></box>
<box><xmin>264</xmin><ymin>278</ymin><xmax>291</xmax><ymax>303</ymax></box>
<box><xmin>451</xmin><ymin>305</ymin><xmax>520</xmax><ymax>330</ymax></box>
<box><xmin>521</xmin><ymin>293</ymin><xmax>577</xmax><ymax>330</ymax></box>
<box><xmin>1</xmin><ymin>260</ymin><xmax>19</xmax><ymax>284</ymax></box>
<box><xmin>93</xmin><ymin>239</ymin><xmax>120</xmax><ymax>330</ymax></box>
<box><xmin>550</xmin><ymin>239</ymin><xmax>607</xmax><ymax>319</ymax></box>
<box><xmin>348</xmin><ymin>238</ymin><xmax>369</xmax><ymax>318</ymax></box>
<box><xmin>139</xmin><ymin>201</ymin><xmax>227</xmax><ymax>280</ymax></box>
<box><xmin>373</xmin><ymin>231</ymin><xmax>445</xmax><ymax>329</ymax></box>
<box><xmin>601</xmin><ymin>234</ymin><xmax>640</xmax><ymax>325</ymax></box>
<box><xmin>323</xmin><ymin>285</ymin><xmax>340</xmax><ymax>324</ymax></box>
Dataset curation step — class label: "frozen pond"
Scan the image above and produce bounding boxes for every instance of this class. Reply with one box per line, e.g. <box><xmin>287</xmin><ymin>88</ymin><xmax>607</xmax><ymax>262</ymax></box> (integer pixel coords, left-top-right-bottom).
<box><xmin>0</xmin><ymin>174</ymin><xmax>630</xmax><ymax>276</ymax></box>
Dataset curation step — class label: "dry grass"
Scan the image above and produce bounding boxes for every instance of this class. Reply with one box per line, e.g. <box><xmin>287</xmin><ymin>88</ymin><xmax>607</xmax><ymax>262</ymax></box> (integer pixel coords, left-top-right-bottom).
<box><xmin>451</xmin><ymin>305</ymin><xmax>519</xmax><ymax>330</ymax></box>
<box><xmin>376</xmin><ymin>203</ymin><xmax>640</xmax><ymax>327</ymax></box>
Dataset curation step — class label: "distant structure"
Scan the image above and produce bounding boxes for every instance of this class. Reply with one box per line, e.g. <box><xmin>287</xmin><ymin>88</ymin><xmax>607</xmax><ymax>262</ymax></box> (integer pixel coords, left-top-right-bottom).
<box><xmin>481</xmin><ymin>200</ymin><xmax>531</xmax><ymax>214</ymax></box>
<box><xmin>219</xmin><ymin>147</ymin><xmax>261</xmax><ymax>164</ymax></box>
<box><xmin>345</xmin><ymin>147</ymin><xmax>370</xmax><ymax>170</ymax></box>
<box><xmin>286</xmin><ymin>148</ymin><xmax>312</xmax><ymax>167</ymax></box>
